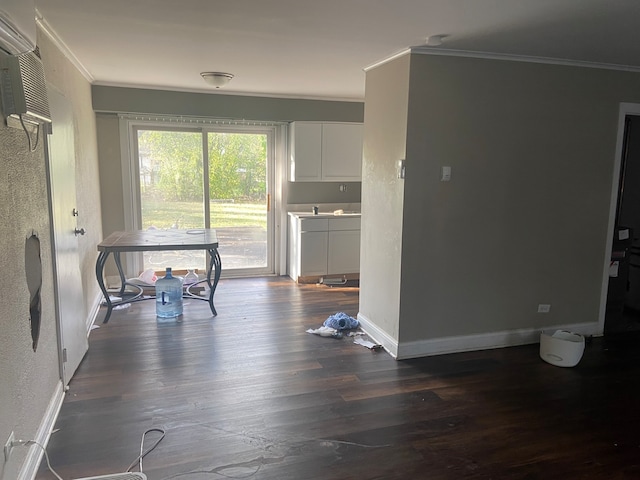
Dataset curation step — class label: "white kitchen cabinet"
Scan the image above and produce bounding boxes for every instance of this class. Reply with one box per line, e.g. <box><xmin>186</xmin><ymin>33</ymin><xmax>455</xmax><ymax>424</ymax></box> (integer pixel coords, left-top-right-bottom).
<box><xmin>300</xmin><ymin>231</ymin><xmax>328</xmax><ymax>276</ymax></box>
<box><xmin>288</xmin><ymin>213</ymin><xmax>361</xmax><ymax>282</ymax></box>
<box><xmin>289</xmin><ymin>122</ymin><xmax>322</xmax><ymax>181</ymax></box>
<box><xmin>289</xmin><ymin>122</ymin><xmax>363</xmax><ymax>182</ymax></box>
<box><xmin>321</xmin><ymin>123</ymin><xmax>363</xmax><ymax>181</ymax></box>
<box><xmin>328</xmin><ymin>230</ymin><xmax>360</xmax><ymax>274</ymax></box>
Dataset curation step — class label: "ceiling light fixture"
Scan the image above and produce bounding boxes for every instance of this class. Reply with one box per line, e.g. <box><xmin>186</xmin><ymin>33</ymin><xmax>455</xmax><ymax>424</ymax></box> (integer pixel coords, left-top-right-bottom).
<box><xmin>200</xmin><ymin>72</ymin><xmax>234</xmax><ymax>88</ymax></box>
<box><xmin>425</xmin><ymin>35</ymin><xmax>447</xmax><ymax>47</ymax></box>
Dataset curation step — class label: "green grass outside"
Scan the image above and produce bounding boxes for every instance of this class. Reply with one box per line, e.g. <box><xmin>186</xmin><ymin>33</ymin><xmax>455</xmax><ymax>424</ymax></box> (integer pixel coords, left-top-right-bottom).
<box><xmin>142</xmin><ymin>200</ymin><xmax>267</xmax><ymax>230</ymax></box>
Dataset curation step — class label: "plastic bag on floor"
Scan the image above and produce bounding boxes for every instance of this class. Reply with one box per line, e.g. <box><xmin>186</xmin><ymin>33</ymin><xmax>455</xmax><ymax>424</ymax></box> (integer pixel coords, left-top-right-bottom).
<box><xmin>323</xmin><ymin>312</ymin><xmax>359</xmax><ymax>330</ymax></box>
<box><xmin>306</xmin><ymin>326</ymin><xmax>342</xmax><ymax>338</ymax></box>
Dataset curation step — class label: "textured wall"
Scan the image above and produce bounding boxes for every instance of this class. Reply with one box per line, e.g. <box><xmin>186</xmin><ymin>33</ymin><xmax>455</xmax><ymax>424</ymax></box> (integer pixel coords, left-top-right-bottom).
<box><xmin>0</xmin><ymin>26</ymin><xmax>101</xmax><ymax>478</ymax></box>
<box><xmin>0</xmin><ymin>84</ymin><xmax>60</xmax><ymax>480</ymax></box>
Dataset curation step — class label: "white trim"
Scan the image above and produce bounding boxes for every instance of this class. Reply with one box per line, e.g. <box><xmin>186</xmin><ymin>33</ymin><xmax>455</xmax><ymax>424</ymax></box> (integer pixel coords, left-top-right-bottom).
<box><xmin>600</xmin><ymin>103</ymin><xmax>640</xmax><ymax>331</ymax></box>
<box><xmin>395</xmin><ymin>322</ymin><xmax>601</xmax><ymax>360</ymax></box>
<box><xmin>363</xmin><ymin>48</ymin><xmax>411</xmax><ymax>72</ymax></box>
<box><xmin>17</xmin><ymin>381</ymin><xmax>65</xmax><ymax>480</ymax></box>
<box><xmin>411</xmin><ymin>46</ymin><xmax>640</xmax><ymax>72</ymax></box>
<box><xmin>356</xmin><ymin>312</ymin><xmax>399</xmax><ymax>358</ymax></box>
<box><xmin>117</xmin><ymin>116</ymin><xmax>141</xmax><ymax>277</ymax></box>
<box><xmin>35</xmin><ymin>10</ymin><xmax>94</xmax><ymax>83</ymax></box>
<box><xmin>357</xmin><ymin>312</ymin><xmax>601</xmax><ymax>360</ymax></box>
<box><xmin>365</xmin><ymin>46</ymin><xmax>640</xmax><ymax>74</ymax></box>
<box><xmin>275</xmin><ymin>124</ymin><xmax>287</xmax><ymax>275</ymax></box>
<box><xmin>87</xmin><ymin>292</ymin><xmax>104</xmax><ymax>333</ymax></box>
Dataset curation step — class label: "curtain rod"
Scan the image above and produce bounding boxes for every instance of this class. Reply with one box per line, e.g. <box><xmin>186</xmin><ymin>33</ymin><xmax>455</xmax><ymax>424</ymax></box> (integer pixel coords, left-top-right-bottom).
<box><xmin>118</xmin><ymin>114</ymin><xmax>286</xmax><ymax>127</ymax></box>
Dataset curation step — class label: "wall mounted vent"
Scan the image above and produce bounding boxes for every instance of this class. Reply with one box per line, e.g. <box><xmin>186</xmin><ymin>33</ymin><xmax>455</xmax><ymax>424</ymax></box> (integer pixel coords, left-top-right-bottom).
<box><xmin>0</xmin><ymin>46</ymin><xmax>51</xmax><ymax>125</ymax></box>
<box><xmin>0</xmin><ymin>0</ymin><xmax>36</xmax><ymax>55</ymax></box>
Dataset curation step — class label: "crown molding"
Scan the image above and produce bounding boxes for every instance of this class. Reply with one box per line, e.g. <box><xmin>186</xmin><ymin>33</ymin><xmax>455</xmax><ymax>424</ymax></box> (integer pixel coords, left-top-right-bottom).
<box><xmin>35</xmin><ymin>9</ymin><xmax>94</xmax><ymax>83</ymax></box>
<box><xmin>410</xmin><ymin>46</ymin><xmax>640</xmax><ymax>73</ymax></box>
<box><xmin>363</xmin><ymin>48</ymin><xmax>411</xmax><ymax>72</ymax></box>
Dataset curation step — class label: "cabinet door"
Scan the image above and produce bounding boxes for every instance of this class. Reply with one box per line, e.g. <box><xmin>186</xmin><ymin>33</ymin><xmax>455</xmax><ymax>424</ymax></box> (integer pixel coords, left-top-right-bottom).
<box><xmin>290</xmin><ymin>122</ymin><xmax>322</xmax><ymax>181</ymax></box>
<box><xmin>321</xmin><ymin>123</ymin><xmax>363</xmax><ymax>181</ymax></box>
<box><xmin>328</xmin><ymin>230</ymin><xmax>360</xmax><ymax>274</ymax></box>
<box><xmin>300</xmin><ymin>231</ymin><xmax>328</xmax><ymax>276</ymax></box>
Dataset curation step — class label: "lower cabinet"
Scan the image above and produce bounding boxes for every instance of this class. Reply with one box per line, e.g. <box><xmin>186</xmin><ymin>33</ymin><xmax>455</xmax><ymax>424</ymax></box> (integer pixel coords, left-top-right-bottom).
<box><xmin>300</xmin><ymin>231</ymin><xmax>328</xmax><ymax>276</ymax></box>
<box><xmin>328</xmin><ymin>229</ymin><xmax>360</xmax><ymax>274</ymax></box>
<box><xmin>289</xmin><ymin>214</ymin><xmax>361</xmax><ymax>282</ymax></box>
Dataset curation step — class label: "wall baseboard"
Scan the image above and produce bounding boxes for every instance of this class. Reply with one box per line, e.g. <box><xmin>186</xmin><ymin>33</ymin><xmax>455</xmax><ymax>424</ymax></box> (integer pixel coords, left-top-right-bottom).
<box><xmin>356</xmin><ymin>313</ymin><xmax>399</xmax><ymax>357</ymax></box>
<box><xmin>356</xmin><ymin>313</ymin><xmax>601</xmax><ymax>360</ymax></box>
<box><xmin>87</xmin><ymin>292</ymin><xmax>104</xmax><ymax>333</ymax></box>
<box><xmin>17</xmin><ymin>381</ymin><xmax>65</xmax><ymax>480</ymax></box>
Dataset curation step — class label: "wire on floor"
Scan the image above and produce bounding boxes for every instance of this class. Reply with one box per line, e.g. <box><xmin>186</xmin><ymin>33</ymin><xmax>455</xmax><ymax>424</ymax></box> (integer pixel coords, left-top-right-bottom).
<box><xmin>11</xmin><ymin>439</ymin><xmax>64</xmax><ymax>480</ymax></box>
<box><xmin>126</xmin><ymin>427</ymin><xmax>166</xmax><ymax>473</ymax></box>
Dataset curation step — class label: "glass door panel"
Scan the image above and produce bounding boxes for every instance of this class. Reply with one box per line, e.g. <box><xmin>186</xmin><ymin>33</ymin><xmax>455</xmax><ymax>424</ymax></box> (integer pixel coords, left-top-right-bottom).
<box><xmin>133</xmin><ymin>124</ymin><xmax>274</xmax><ymax>277</ymax></box>
<box><xmin>207</xmin><ymin>131</ymin><xmax>270</xmax><ymax>272</ymax></box>
<box><xmin>137</xmin><ymin>129</ymin><xmax>206</xmax><ymax>272</ymax></box>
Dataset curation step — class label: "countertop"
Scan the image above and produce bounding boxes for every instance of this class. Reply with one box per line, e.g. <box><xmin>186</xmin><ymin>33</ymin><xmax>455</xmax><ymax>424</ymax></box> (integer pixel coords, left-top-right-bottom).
<box><xmin>288</xmin><ymin>211</ymin><xmax>361</xmax><ymax>219</ymax></box>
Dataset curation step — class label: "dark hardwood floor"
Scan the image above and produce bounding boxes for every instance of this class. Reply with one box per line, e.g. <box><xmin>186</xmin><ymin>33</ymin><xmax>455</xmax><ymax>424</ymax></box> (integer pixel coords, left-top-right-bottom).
<box><xmin>37</xmin><ymin>277</ymin><xmax>640</xmax><ymax>479</ymax></box>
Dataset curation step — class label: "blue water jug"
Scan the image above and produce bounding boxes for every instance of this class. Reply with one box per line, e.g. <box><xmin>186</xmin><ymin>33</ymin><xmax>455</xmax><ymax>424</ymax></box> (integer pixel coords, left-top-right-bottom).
<box><xmin>155</xmin><ymin>267</ymin><xmax>183</xmax><ymax>318</ymax></box>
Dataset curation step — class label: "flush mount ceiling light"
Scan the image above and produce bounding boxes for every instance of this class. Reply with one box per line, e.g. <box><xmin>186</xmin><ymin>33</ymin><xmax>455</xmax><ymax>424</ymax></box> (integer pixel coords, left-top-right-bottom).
<box><xmin>200</xmin><ymin>72</ymin><xmax>234</xmax><ymax>88</ymax></box>
<box><xmin>425</xmin><ymin>35</ymin><xmax>447</xmax><ymax>47</ymax></box>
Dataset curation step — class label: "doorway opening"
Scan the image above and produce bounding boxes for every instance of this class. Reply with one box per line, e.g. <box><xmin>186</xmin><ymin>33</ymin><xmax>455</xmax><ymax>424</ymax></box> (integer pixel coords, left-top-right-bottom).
<box><xmin>606</xmin><ymin>109</ymin><xmax>640</xmax><ymax>334</ymax></box>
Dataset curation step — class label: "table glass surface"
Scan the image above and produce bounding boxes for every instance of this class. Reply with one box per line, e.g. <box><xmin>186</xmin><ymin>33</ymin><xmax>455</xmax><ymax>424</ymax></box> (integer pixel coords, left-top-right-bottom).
<box><xmin>98</xmin><ymin>229</ymin><xmax>219</xmax><ymax>252</ymax></box>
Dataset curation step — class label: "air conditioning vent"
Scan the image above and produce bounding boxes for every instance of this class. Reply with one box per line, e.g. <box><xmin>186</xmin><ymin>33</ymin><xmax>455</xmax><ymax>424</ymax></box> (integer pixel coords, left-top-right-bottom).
<box><xmin>0</xmin><ymin>46</ymin><xmax>51</xmax><ymax>124</ymax></box>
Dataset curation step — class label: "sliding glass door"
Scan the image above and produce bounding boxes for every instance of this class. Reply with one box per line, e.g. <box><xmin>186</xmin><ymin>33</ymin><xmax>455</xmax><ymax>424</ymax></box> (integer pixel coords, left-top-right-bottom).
<box><xmin>133</xmin><ymin>123</ymin><xmax>274</xmax><ymax>276</ymax></box>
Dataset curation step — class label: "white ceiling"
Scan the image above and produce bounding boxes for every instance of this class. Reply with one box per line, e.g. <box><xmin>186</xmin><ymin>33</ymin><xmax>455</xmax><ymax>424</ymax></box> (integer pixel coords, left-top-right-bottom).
<box><xmin>34</xmin><ymin>0</ymin><xmax>640</xmax><ymax>101</ymax></box>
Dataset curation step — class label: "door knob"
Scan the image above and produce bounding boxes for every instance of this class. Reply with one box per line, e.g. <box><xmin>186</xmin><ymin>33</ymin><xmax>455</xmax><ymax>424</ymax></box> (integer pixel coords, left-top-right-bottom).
<box><xmin>74</xmin><ymin>228</ymin><xmax>86</xmax><ymax>236</ymax></box>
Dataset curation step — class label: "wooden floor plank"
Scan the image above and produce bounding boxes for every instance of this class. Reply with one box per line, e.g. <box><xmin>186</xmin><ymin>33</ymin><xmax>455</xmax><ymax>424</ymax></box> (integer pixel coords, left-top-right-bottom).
<box><xmin>36</xmin><ymin>277</ymin><xmax>640</xmax><ymax>479</ymax></box>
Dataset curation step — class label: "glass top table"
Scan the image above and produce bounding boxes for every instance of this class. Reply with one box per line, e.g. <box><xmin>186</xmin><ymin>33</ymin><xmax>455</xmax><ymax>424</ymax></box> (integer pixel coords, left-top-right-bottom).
<box><xmin>96</xmin><ymin>229</ymin><xmax>221</xmax><ymax>323</ymax></box>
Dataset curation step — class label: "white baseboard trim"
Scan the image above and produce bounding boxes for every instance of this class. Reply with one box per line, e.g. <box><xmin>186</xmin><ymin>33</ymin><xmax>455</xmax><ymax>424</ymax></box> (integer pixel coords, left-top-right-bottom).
<box><xmin>87</xmin><ymin>292</ymin><xmax>104</xmax><ymax>333</ymax></box>
<box><xmin>356</xmin><ymin>313</ymin><xmax>602</xmax><ymax>360</ymax></box>
<box><xmin>356</xmin><ymin>313</ymin><xmax>399</xmax><ymax>358</ymax></box>
<box><xmin>17</xmin><ymin>381</ymin><xmax>65</xmax><ymax>480</ymax></box>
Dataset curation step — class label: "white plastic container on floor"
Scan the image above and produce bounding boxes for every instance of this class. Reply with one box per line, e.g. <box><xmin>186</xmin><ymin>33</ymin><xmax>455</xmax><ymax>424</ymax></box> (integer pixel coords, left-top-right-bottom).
<box><xmin>539</xmin><ymin>330</ymin><xmax>585</xmax><ymax>367</ymax></box>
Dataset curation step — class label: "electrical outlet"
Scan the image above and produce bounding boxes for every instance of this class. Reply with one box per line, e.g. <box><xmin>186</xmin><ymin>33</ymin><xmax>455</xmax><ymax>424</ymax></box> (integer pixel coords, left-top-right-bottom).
<box><xmin>4</xmin><ymin>431</ymin><xmax>15</xmax><ymax>460</ymax></box>
<box><xmin>537</xmin><ymin>304</ymin><xmax>551</xmax><ymax>313</ymax></box>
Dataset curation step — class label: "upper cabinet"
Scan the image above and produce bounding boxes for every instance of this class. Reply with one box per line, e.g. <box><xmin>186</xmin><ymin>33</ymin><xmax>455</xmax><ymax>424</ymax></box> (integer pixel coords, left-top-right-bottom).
<box><xmin>289</xmin><ymin>122</ymin><xmax>363</xmax><ymax>182</ymax></box>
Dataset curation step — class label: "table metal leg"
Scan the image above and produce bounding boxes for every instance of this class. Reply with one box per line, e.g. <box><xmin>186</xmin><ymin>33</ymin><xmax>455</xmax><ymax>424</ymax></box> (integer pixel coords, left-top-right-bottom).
<box><xmin>114</xmin><ymin>252</ymin><xmax>127</xmax><ymax>296</ymax></box>
<box><xmin>206</xmin><ymin>247</ymin><xmax>222</xmax><ymax>316</ymax></box>
<box><xmin>95</xmin><ymin>251</ymin><xmax>113</xmax><ymax>323</ymax></box>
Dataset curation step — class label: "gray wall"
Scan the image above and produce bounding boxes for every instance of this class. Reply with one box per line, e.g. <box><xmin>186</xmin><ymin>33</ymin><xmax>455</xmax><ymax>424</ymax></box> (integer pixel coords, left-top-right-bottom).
<box><xmin>358</xmin><ymin>54</ymin><xmax>411</xmax><ymax>340</ymax></box>
<box><xmin>396</xmin><ymin>54</ymin><xmax>640</xmax><ymax>343</ymax></box>
<box><xmin>0</xmin><ymin>28</ymin><xmax>102</xmax><ymax>478</ymax></box>
<box><xmin>287</xmin><ymin>181</ymin><xmax>361</xmax><ymax>204</ymax></box>
<box><xmin>92</xmin><ymin>86</ymin><xmax>364</xmax><ymax>122</ymax></box>
<box><xmin>93</xmin><ymin>87</ymin><xmax>365</xmax><ymax>254</ymax></box>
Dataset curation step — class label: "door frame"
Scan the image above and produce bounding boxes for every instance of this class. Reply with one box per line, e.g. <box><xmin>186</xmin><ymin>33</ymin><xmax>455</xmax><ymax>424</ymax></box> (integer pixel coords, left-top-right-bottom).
<box><xmin>599</xmin><ymin>102</ymin><xmax>640</xmax><ymax>332</ymax></box>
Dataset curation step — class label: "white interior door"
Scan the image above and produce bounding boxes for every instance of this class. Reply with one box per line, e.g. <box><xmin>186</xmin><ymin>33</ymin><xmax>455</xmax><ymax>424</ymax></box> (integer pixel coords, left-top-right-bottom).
<box><xmin>46</xmin><ymin>86</ymin><xmax>88</xmax><ymax>385</ymax></box>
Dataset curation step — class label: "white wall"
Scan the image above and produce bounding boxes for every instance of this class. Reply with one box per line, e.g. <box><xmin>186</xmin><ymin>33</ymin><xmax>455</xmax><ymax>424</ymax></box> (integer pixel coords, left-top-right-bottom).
<box><xmin>357</xmin><ymin>54</ymin><xmax>410</xmax><ymax>350</ymax></box>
